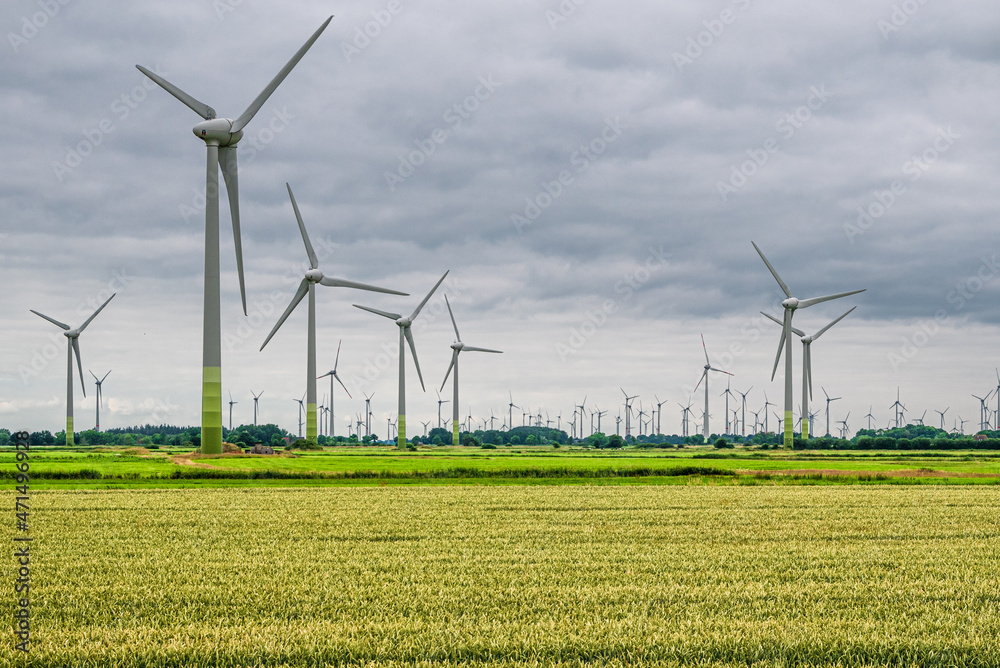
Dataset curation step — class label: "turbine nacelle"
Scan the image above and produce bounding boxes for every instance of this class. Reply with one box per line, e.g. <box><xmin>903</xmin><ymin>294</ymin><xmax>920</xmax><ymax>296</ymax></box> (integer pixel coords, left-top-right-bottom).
<box><xmin>781</xmin><ymin>297</ymin><xmax>800</xmax><ymax>309</ymax></box>
<box><xmin>192</xmin><ymin>118</ymin><xmax>243</xmax><ymax>146</ymax></box>
<box><xmin>451</xmin><ymin>341</ymin><xmax>465</xmax><ymax>352</ymax></box>
<box><xmin>397</xmin><ymin>316</ymin><xmax>413</xmax><ymax>328</ymax></box>
<box><xmin>305</xmin><ymin>268</ymin><xmax>324</xmax><ymax>283</ymax></box>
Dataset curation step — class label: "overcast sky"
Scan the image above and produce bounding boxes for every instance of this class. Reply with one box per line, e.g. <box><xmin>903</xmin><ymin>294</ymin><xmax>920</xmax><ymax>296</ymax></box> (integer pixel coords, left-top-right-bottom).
<box><xmin>2</xmin><ymin>0</ymin><xmax>999</xmax><ymax>438</ymax></box>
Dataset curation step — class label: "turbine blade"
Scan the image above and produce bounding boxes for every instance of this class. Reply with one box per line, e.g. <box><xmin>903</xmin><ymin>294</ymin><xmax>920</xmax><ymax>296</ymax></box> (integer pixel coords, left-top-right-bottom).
<box><xmin>135</xmin><ymin>65</ymin><xmax>216</xmax><ymax>119</ymax></box>
<box><xmin>700</xmin><ymin>333</ymin><xmax>710</xmax><ymax>365</ymax></box>
<box><xmin>260</xmin><ymin>279</ymin><xmax>309</xmax><ymax>350</ymax></box>
<box><xmin>352</xmin><ymin>304</ymin><xmax>401</xmax><ymax>320</ymax></box>
<box><xmin>410</xmin><ymin>270</ymin><xmax>449</xmax><ymax>320</ymax></box>
<box><xmin>90</xmin><ymin>370</ymin><xmax>99</xmax><ymax>382</ymax></box>
<box><xmin>320</xmin><ymin>276</ymin><xmax>406</xmax><ymax>294</ymax></box>
<box><xmin>232</xmin><ymin>17</ymin><xmax>333</xmax><ymax>132</ymax></box>
<box><xmin>78</xmin><ymin>294</ymin><xmax>116</xmax><ymax>332</ymax></box>
<box><xmin>761</xmin><ymin>310</ymin><xmax>804</xmax><ymax>337</ymax></box>
<box><xmin>333</xmin><ymin>371</ymin><xmax>352</xmax><ymax>399</ymax></box>
<box><xmin>286</xmin><ymin>183</ymin><xmax>318</xmax><ymax>269</ymax></box>
<box><xmin>219</xmin><ymin>146</ymin><xmax>247</xmax><ymax>315</ymax></box>
<box><xmin>771</xmin><ymin>311</ymin><xmax>789</xmax><ymax>381</ymax></box>
<box><xmin>30</xmin><ymin>309</ymin><xmax>70</xmax><ymax>330</ymax></box>
<box><xmin>72</xmin><ymin>338</ymin><xmax>86</xmax><ymax>397</ymax></box>
<box><xmin>444</xmin><ymin>294</ymin><xmax>461</xmax><ymax>341</ymax></box>
<box><xmin>101</xmin><ymin>370</ymin><xmax>111</xmax><ymax>382</ymax></box>
<box><xmin>751</xmin><ymin>241</ymin><xmax>792</xmax><ymax>298</ymax></box>
<box><xmin>810</xmin><ymin>306</ymin><xmax>857</xmax><ymax>341</ymax></box>
<box><xmin>463</xmin><ymin>346</ymin><xmax>503</xmax><ymax>354</ymax></box>
<box><xmin>693</xmin><ymin>369</ymin><xmax>707</xmax><ymax>394</ymax></box>
<box><xmin>798</xmin><ymin>289</ymin><xmax>865</xmax><ymax>309</ymax></box>
<box><xmin>333</xmin><ymin>339</ymin><xmax>342</xmax><ymax>371</ymax></box>
<box><xmin>440</xmin><ymin>349</ymin><xmax>457</xmax><ymax>391</ymax></box>
<box><xmin>403</xmin><ymin>327</ymin><xmax>425</xmax><ymax>391</ymax></box>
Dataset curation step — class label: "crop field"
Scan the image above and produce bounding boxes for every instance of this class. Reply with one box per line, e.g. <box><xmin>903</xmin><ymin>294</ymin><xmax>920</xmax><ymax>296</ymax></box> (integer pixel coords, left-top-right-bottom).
<box><xmin>4</xmin><ymin>485</ymin><xmax>999</xmax><ymax>666</ymax></box>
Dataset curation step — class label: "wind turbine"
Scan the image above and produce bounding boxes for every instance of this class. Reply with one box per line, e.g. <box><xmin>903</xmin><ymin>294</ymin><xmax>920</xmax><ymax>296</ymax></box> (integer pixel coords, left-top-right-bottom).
<box><xmin>228</xmin><ymin>391</ymin><xmax>238</xmax><ymax>432</ymax></box>
<box><xmin>259</xmin><ymin>184</ymin><xmax>405</xmax><ymax>442</ymax></box>
<box><xmin>838</xmin><ymin>412</ymin><xmax>851</xmax><ymax>440</ymax></box>
<box><xmin>737</xmin><ymin>386</ymin><xmax>753</xmax><ymax>437</ymax></box>
<box><xmin>752</xmin><ymin>241</ymin><xmax>865</xmax><ymax>448</ymax></box>
<box><xmin>822</xmin><ymin>387</ymin><xmax>841</xmax><ymax>437</ymax></box>
<box><xmin>973</xmin><ymin>392</ymin><xmax>993</xmax><ymax>433</ymax></box>
<box><xmin>762</xmin><ymin>391</ymin><xmax>775</xmax><ymax>433</ymax></box>
<box><xmin>864</xmin><ymin>406</ymin><xmax>875</xmax><ymax>431</ymax></box>
<box><xmin>90</xmin><ymin>370</ymin><xmax>111</xmax><ymax>431</ymax></box>
<box><xmin>654</xmin><ymin>396</ymin><xmax>666</xmax><ymax>435</ymax></box>
<box><xmin>762</xmin><ymin>306</ymin><xmax>856</xmax><ymax>441</ymax></box>
<box><xmin>693</xmin><ymin>334</ymin><xmax>732</xmax><ymax>439</ymax></box>
<box><xmin>440</xmin><ymin>295</ymin><xmax>502</xmax><ymax>446</ymax></box>
<box><xmin>31</xmin><ymin>294</ymin><xmax>115</xmax><ymax>445</ymax></box>
<box><xmin>507</xmin><ymin>391</ymin><xmax>519</xmax><ymax>434</ymax></box>
<box><xmin>137</xmin><ymin>17</ymin><xmax>332</xmax><ymax>454</ymax></box>
<box><xmin>435</xmin><ymin>390</ymin><xmax>449</xmax><ymax>431</ymax></box>
<box><xmin>935</xmin><ymin>407</ymin><xmax>949</xmax><ymax>430</ymax></box>
<box><xmin>354</xmin><ymin>272</ymin><xmax>448</xmax><ymax>449</ymax></box>
<box><xmin>890</xmin><ymin>388</ymin><xmax>906</xmax><ymax>429</ymax></box>
<box><xmin>292</xmin><ymin>394</ymin><xmax>304</xmax><ymax>438</ymax></box>
<box><xmin>318</xmin><ymin>339</ymin><xmax>351</xmax><ymax>439</ymax></box>
<box><xmin>251</xmin><ymin>390</ymin><xmax>263</xmax><ymax>426</ymax></box>
<box><xmin>620</xmin><ymin>389</ymin><xmax>637</xmax><ymax>438</ymax></box>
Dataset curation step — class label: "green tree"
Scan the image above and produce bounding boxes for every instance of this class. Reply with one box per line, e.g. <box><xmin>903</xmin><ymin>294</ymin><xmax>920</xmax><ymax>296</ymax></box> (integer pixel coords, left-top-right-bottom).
<box><xmin>607</xmin><ymin>434</ymin><xmax>625</xmax><ymax>449</ymax></box>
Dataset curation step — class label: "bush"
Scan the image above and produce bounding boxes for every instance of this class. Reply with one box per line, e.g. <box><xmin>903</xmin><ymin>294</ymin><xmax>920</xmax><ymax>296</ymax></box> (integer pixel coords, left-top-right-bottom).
<box><xmin>481</xmin><ymin>443</ymin><xmax>496</xmax><ymax>450</ymax></box>
<box><xmin>462</xmin><ymin>435</ymin><xmax>481</xmax><ymax>447</ymax></box>
<box><xmin>287</xmin><ymin>439</ymin><xmax>321</xmax><ymax>451</ymax></box>
<box><xmin>714</xmin><ymin>438</ymin><xmax>733</xmax><ymax>449</ymax></box>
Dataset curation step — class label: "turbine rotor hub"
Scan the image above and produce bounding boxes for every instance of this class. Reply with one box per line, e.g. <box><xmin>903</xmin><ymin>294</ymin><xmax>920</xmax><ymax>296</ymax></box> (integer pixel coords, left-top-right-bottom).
<box><xmin>193</xmin><ymin>118</ymin><xmax>243</xmax><ymax>146</ymax></box>
<box><xmin>398</xmin><ymin>317</ymin><xmax>411</xmax><ymax>327</ymax></box>
<box><xmin>782</xmin><ymin>297</ymin><xmax>799</xmax><ymax>309</ymax></box>
<box><xmin>305</xmin><ymin>268</ymin><xmax>324</xmax><ymax>283</ymax></box>
<box><xmin>451</xmin><ymin>342</ymin><xmax>464</xmax><ymax>351</ymax></box>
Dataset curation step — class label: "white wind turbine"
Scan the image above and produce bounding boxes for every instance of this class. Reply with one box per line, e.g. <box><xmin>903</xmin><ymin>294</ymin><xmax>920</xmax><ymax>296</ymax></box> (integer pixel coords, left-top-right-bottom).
<box><xmin>762</xmin><ymin>306</ymin><xmax>856</xmax><ymax>440</ymax></box>
<box><xmin>693</xmin><ymin>334</ymin><xmax>732</xmax><ymax>439</ymax></box>
<box><xmin>354</xmin><ymin>271</ymin><xmax>449</xmax><ymax>449</ymax></box>
<box><xmin>31</xmin><ymin>294</ymin><xmax>115</xmax><ymax>445</ymax></box>
<box><xmin>260</xmin><ymin>184</ymin><xmax>405</xmax><ymax>442</ymax></box>
<box><xmin>318</xmin><ymin>340</ymin><xmax>350</xmax><ymax>439</ymax></box>
<box><xmin>440</xmin><ymin>295</ymin><xmax>502</xmax><ymax>446</ymax></box>
<box><xmin>752</xmin><ymin>241</ymin><xmax>865</xmax><ymax>448</ymax></box>
<box><xmin>137</xmin><ymin>17</ymin><xmax>332</xmax><ymax>454</ymax></box>
<box><xmin>90</xmin><ymin>370</ymin><xmax>111</xmax><ymax>431</ymax></box>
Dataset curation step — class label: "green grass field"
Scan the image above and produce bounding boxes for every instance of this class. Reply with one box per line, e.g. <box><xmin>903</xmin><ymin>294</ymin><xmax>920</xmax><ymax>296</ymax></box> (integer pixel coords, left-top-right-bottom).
<box><xmin>4</xmin><ymin>485</ymin><xmax>999</xmax><ymax>666</ymax></box>
<box><xmin>5</xmin><ymin>445</ymin><xmax>1000</xmax><ymax>489</ymax></box>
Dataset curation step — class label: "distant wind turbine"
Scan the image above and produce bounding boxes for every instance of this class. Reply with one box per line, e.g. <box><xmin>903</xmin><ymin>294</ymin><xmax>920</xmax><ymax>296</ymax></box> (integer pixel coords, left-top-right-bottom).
<box><xmin>318</xmin><ymin>339</ymin><xmax>350</xmax><ymax>439</ymax></box>
<box><xmin>693</xmin><ymin>334</ymin><xmax>732</xmax><ymax>439</ymax></box>
<box><xmin>90</xmin><ymin>370</ymin><xmax>111</xmax><ymax>431</ymax></box>
<box><xmin>31</xmin><ymin>294</ymin><xmax>115</xmax><ymax>445</ymax></box>
<box><xmin>440</xmin><ymin>295</ymin><xmax>502</xmax><ymax>446</ymax></box>
<box><xmin>354</xmin><ymin>271</ymin><xmax>449</xmax><ymax>448</ymax></box>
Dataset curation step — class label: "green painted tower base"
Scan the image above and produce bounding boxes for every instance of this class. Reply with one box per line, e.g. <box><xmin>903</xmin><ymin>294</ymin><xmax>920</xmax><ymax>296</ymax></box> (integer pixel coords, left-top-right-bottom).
<box><xmin>453</xmin><ymin>419</ymin><xmax>460</xmax><ymax>446</ymax></box>
<box><xmin>306</xmin><ymin>403</ymin><xmax>317</xmax><ymax>442</ymax></box>
<box><xmin>66</xmin><ymin>416</ymin><xmax>74</xmax><ymax>446</ymax></box>
<box><xmin>784</xmin><ymin>410</ymin><xmax>793</xmax><ymax>448</ymax></box>
<box><xmin>201</xmin><ymin>366</ymin><xmax>223</xmax><ymax>454</ymax></box>
<box><xmin>397</xmin><ymin>415</ymin><xmax>406</xmax><ymax>449</ymax></box>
